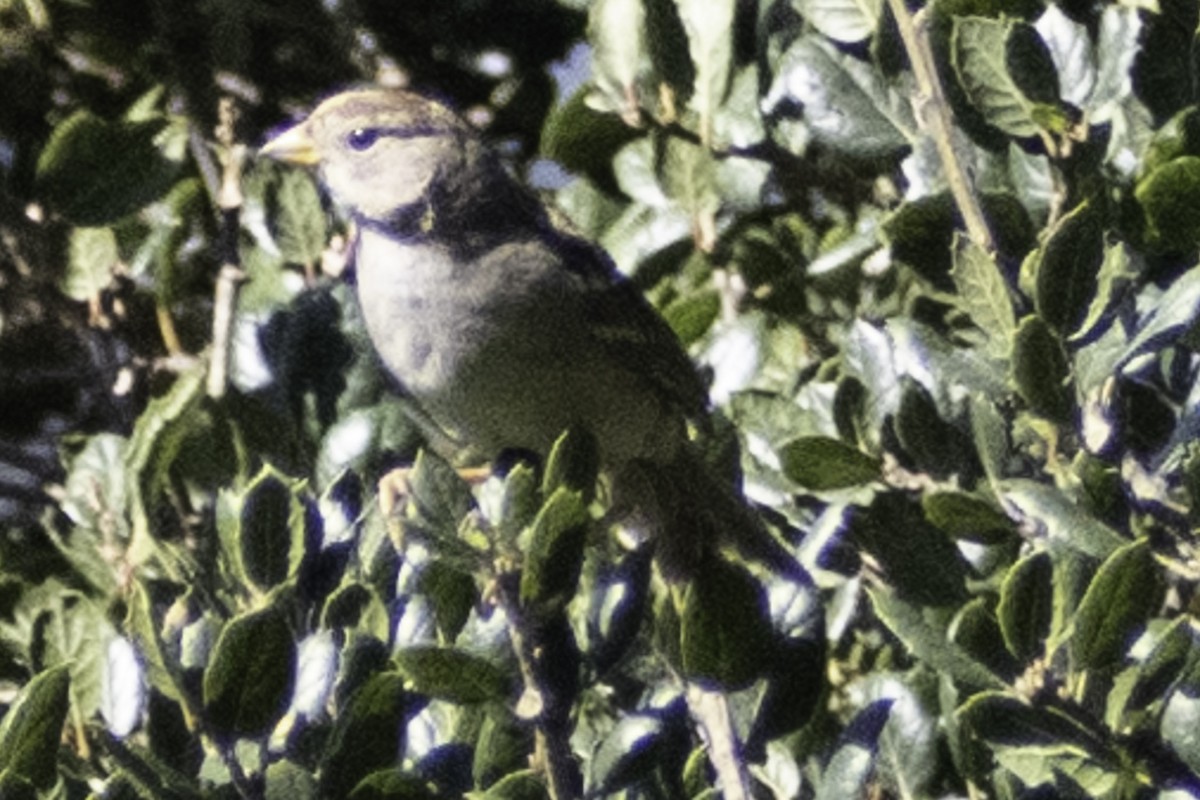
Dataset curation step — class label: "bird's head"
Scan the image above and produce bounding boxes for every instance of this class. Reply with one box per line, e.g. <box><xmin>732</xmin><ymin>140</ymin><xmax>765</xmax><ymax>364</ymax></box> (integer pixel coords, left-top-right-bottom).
<box><xmin>260</xmin><ymin>89</ymin><xmax>482</xmax><ymax>226</ymax></box>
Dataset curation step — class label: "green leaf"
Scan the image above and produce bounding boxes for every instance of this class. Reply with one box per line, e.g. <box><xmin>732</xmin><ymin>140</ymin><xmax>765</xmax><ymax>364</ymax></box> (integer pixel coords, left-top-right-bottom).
<box><xmin>778</xmin><ymin>436</ymin><xmax>881</xmax><ymax>490</ymax></box>
<box><xmin>36</xmin><ymin>589</ymin><xmax>115</xmax><ymax>729</ymax></box>
<box><xmin>998</xmin><ymin>479</ymin><xmax>1125</xmax><ymax>560</ymax></box>
<box><xmin>922</xmin><ymin>491</ymin><xmax>1015</xmax><ymax>544</ymax></box>
<box><xmin>1128</xmin><ymin>616</ymin><xmax>1196</xmax><ymax>712</ymax></box>
<box><xmin>480</xmin><ymin>769</ymin><xmax>549</xmax><ymax>800</ymax></box>
<box><xmin>0</xmin><ymin>771</ymin><xmax>36</xmax><ymax>800</ymax></box>
<box><xmin>97</xmin><ymin>734</ymin><xmax>204</xmax><ymax>800</ymax></box>
<box><xmin>1163</xmin><ymin>690</ymin><xmax>1200</xmax><ymax>777</ymax></box>
<box><xmin>0</xmin><ymin>665</ymin><xmax>70</xmax><ymax>789</ymax></box>
<box><xmin>541</xmin><ymin>425</ymin><xmax>600</xmax><ymax>499</ymax></box>
<box><xmin>406</xmin><ymin>450</ymin><xmax>475</xmax><ymax>536</ymax></box>
<box><xmin>996</xmin><ymin>551</ymin><xmax>1053</xmax><ymax>661</ymax></box>
<box><xmin>662</xmin><ymin>287</ymin><xmax>720</xmax><ymax>346</ymax></box>
<box><xmin>951</xmin><ymin>17</ymin><xmax>1055</xmax><ymax>139</ymax></box>
<box><xmin>124</xmin><ymin>363</ymin><xmax>210</xmax><ymax>565</ymax></box>
<box><xmin>1137</xmin><ymin>156</ymin><xmax>1200</xmax><ymax>252</ymax></box>
<box><xmin>1030</xmin><ymin>201</ymin><xmax>1104</xmax><ymax>336</ymax></box>
<box><xmin>125</xmin><ymin>582</ymin><xmax>187</xmax><ymax>704</ymax></box>
<box><xmin>319</xmin><ymin>673</ymin><xmax>410</xmax><ymax>799</ymax></box>
<box><xmin>239</xmin><ymin>469</ymin><xmax>306</xmax><ymax>591</ymax></box>
<box><xmin>951</xmin><ymin>234</ymin><xmax>1016</xmax><ymax>359</ymax></box>
<box><xmin>1068</xmin><ymin>237</ymin><xmax>1136</xmax><ymax>344</ymax></box>
<box><xmin>868</xmin><ymin>588</ymin><xmax>1005</xmax><ymax>690</ymax></box>
<box><xmin>36</xmin><ymin>109</ymin><xmax>185</xmax><ymax>225</ymax></box>
<box><xmin>680</xmin><ymin>557</ymin><xmax>773</xmax><ymax>688</ymax></box>
<box><xmin>347</xmin><ymin>769</ymin><xmax>438</xmax><ymax>800</ymax></box>
<box><xmin>265</xmin><ymin>760</ymin><xmax>318</xmax><ymax>800</ymax></box>
<box><xmin>202</xmin><ymin>604</ymin><xmax>296</xmax><ymax>739</ymax></box>
<box><xmin>1117</xmin><ymin>262</ymin><xmax>1200</xmax><ymax>369</ymax></box>
<box><xmin>1068</xmin><ymin>539</ymin><xmax>1164</xmax><ymax>671</ymax></box>
<box><xmin>957</xmin><ymin>691</ymin><xmax>1118</xmax><ymax>792</ymax></box>
<box><xmin>970</xmin><ymin>392</ymin><xmax>1009</xmax><ymax>488</ymax></box>
<box><xmin>1010</xmin><ymin>315</ymin><xmax>1071</xmax><ymax>422</ymax></box>
<box><xmin>473</xmin><ymin>711</ymin><xmax>533</xmax><ymax>790</ymax></box>
<box><xmin>417</xmin><ymin>561</ymin><xmax>475</xmax><ymax>643</ymax></box>
<box><xmin>672</xmin><ymin>0</ymin><xmax>734</xmax><ymax>142</ymax></box>
<box><xmin>587</xmin><ymin>0</ymin><xmax>648</xmax><ymax>120</ymax></box>
<box><xmin>815</xmin><ymin>700</ymin><xmax>892</xmax><ymax>800</ymax></box>
<box><xmin>271</xmin><ymin>167</ymin><xmax>327</xmax><ymax>266</ymax></box>
<box><xmin>766</xmin><ymin>35</ymin><xmax>910</xmax><ymax>160</ymax></box>
<box><xmin>519</xmin><ymin>488</ymin><xmax>589</xmax><ymax>615</ymax></box>
<box><xmin>61</xmin><ymin>226</ymin><xmax>119</xmax><ymax>301</ymax></box>
<box><xmin>854</xmin><ymin>493</ymin><xmax>969</xmax><ymax>607</ymax></box>
<box><xmin>392</xmin><ymin>646</ymin><xmax>509</xmax><ymax>703</ymax></box>
<box><xmin>589</xmin><ymin>713</ymin><xmax>664</xmax><ymax>794</ymax></box>
<box><xmin>793</xmin><ymin>0</ymin><xmax>881</xmax><ymax>43</ymax></box>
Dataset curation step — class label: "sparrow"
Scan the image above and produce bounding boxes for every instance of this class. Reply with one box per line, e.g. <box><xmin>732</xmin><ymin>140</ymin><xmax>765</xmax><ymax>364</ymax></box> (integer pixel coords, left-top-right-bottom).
<box><xmin>259</xmin><ymin>88</ymin><xmax>793</xmax><ymax>579</ymax></box>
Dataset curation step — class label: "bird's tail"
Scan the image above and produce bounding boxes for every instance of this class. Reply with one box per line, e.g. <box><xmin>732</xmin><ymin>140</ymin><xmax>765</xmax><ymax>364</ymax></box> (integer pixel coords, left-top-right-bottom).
<box><xmin>613</xmin><ymin>447</ymin><xmax>799</xmax><ymax>582</ymax></box>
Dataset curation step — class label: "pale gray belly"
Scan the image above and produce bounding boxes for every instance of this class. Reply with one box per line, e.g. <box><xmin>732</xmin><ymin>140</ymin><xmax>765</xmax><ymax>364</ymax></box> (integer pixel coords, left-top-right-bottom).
<box><xmin>353</xmin><ymin>232</ymin><xmax>679</xmax><ymax>462</ymax></box>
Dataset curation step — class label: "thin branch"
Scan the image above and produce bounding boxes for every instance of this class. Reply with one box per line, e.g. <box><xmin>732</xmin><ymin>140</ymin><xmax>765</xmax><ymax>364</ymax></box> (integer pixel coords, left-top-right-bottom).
<box><xmin>887</xmin><ymin>0</ymin><xmax>995</xmax><ymax>252</ymax></box>
<box><xmin>685</xmin><ymin>683</ymin><xmax>753</xmax><ymax>800</ymax></box>
<box><xmin>496</xmin><ymin>580</ymin><xmax>580</xmax><ymax>800</ymax></box>
<box><xmin>207</xmin><ymin>96</ymin><xmax>247</xmax><ymax>400</ymax></box>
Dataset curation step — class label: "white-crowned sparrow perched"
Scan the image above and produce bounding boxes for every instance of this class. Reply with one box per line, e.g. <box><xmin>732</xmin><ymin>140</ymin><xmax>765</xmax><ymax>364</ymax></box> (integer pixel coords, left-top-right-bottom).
<box><xmin>260</xmin><ymin>88</ymin><xmax>792</xmax><ymax>579</ymax></box>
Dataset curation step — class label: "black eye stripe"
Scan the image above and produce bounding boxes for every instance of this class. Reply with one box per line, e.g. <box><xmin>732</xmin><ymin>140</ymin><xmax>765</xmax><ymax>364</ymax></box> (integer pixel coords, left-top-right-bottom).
<box><xmin>345</xmin><ymin>125</ymin><xmax>451</xmax><ymax>151</ymax></box>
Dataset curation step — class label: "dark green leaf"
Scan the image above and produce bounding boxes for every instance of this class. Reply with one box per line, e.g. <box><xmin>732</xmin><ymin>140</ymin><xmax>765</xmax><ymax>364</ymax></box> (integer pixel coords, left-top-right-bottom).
<box><xmin>36</xmin><ymin>110</ymin><xmax>185</xmax><ymax>225</ymax></box>
<box><xmin>922</xmin><ymin>491</ymin><xmax>1015</xmax><ymax>544</ymax></box>
<box><xmin>417</xmin><ymin>561</ymin><xmax>476</xmax><ymax>642</ymax></box>
<box><xmin>347</xmin><ymin>769</ymin><xmax>438</xmax><ymax>800</ymax></box>
<box><xmin>1030</xmin><ymin>201</ymin><xmax>1103</xmax><ymax>337</ymax></box>
<box><xmin>996</xmin><ymin>551</ymin><xmax>1053</xmax><ymax>662</ymax></box>
<box><xmin>1069</xmin><ymin>539</ymin><xmax>1164</xmax><ymax>671</ymax></box>
<box><xmin>473</xmin><ymin>711</ymin><xmax>532</xmax><ymax>790</ymax></box>
<box><xmin>1137</xmin><ymin>156</ymin><xmax>1200</xmax><ymax>252</ymax></box>
<box><xmin>1129</xmin><ymin>616</ymin><xmax>1196</xmax><ymax>711</ymax></box>
<box><xmin>778</xmin><ymin>436</ymin><xmax>881</xmax><ymax>490</ymax></box>
<box><xmin>1010</xmin><ymin>315</ymin><xmax>1072</xmax><ymax>422</ymax></box>
<box><xmin>480</xmin><ymin>769</ymin><xmax>549</xmax><ymax>800</ymax></box>
<box><xmin>0</xmin><ymin>665</ymin><xmax>70</xmax><ymax>789</ymax></box>
<box><xmin>589</xmin><ymin>714</ymin><xmax>664</xmax><ymax>794</ymax></box>
<box><xmin>202</xmin><ymin>604</ymin><xmax>296</xmax><ymax>739</ymax></box>
<box><xmin>240</xmin><ymin>470</ymin><xmax>304</xmax><ymax>591</ymax></box>
<box><xmin>853</xmin><ymin>493</ymin><xmax>968</xmax><ymax>606</ymax></box>
<box><xmin>951</xmin><ymin>17</ymin><xmax>1055</xmax><ymax>138</ymax></box>
<box><xmin>519</xmin><ymin>488</ymin><xmax>589</xmax><ymax>615</ymax></box>
<box><xmin>392</xmin><ymin>646</ymin><xmax>509</xmax><ymax>703</ymax></box>
<box><xmin>957</xmin><ymin>691</ymin><xmax>1117</xmax><ymax>790</ymax></box>
<box><xmin>541</xmin><ymin>426</ymin><xmax>600</xmax><ymax>498</ymax></box>
<box><xmin>680</xmin><ymin>558</ymin><xmax>773</xmax><ymax>688</ymax></box>
<box><xmin>868</xmin><ymin>588</ymin><xmax>1005</xmax><ymax>690</ymax></box>
<box><xmin>951</xmin><ymin>234</ymin><xmax>1016</xmax><ymax>359</ymax></box>
<box><xmin>319</xmin><ymin>673</ymin><xmax>410</xmax><ymax>799</ymax></box>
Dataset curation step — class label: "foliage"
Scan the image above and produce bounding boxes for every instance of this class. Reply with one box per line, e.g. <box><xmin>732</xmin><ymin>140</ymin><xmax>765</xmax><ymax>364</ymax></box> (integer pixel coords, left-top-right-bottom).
<box><xmin>2</xmin><ymin>0</ymin><xmax>1200</xmax><ymax>797</ymax></box>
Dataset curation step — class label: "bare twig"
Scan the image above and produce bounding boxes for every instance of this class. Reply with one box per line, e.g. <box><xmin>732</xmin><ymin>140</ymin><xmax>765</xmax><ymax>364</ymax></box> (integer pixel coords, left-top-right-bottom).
<box><xmin>686</xmin><ymin>683</ymin><xmax>753</xmax><ymax>800</ymax></box>
<box><xmin>887</xmin><ymin>0</ymin><xmax>995</xmax><ymax>252</ymax></box>
<box><xmin>496</xmin><ymin>580</ymin><xmax>580</xmax><ymax>800</ymax></box>
<box><xmin>206</xmin><ymin>96</ymin><xmax>247</xmax><ymax>400</ymax></box>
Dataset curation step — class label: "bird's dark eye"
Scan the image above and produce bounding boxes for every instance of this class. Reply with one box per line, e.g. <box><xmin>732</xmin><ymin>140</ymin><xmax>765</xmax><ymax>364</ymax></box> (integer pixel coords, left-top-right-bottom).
<box><xmin>346</xmin><ymin>128</ymin><xmax>381</xmax><ymax>151</ymax></box>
